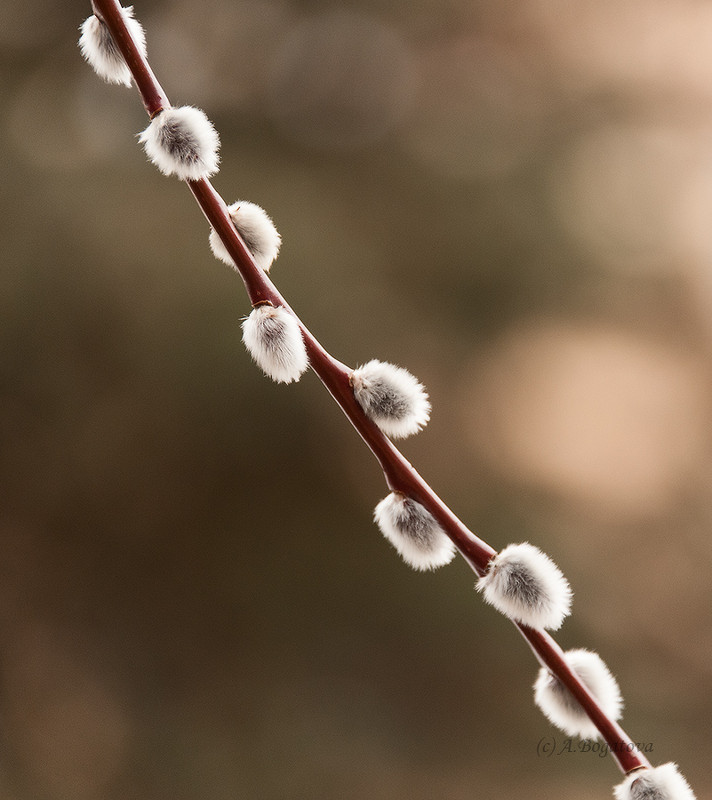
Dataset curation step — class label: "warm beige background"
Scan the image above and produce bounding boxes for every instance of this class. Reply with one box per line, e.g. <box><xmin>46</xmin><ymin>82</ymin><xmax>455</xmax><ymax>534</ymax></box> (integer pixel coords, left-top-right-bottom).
<box><xmin>1</xmin><ymin>0</ymin><xmax>710</xmax><ymax>797</ymax></box>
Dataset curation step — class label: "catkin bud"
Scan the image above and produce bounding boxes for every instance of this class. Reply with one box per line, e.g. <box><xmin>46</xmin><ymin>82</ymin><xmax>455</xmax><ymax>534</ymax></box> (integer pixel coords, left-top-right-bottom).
<box><xmin>533</xmin><ymin>648</ymin><xmax>623</xmax><ymax>739</ymax></box>
<box><xmin>139</xmin><ymin>106</ymin><xmax>220</xmax><ymax>181</ymax></box>
<box><xmin>613</xmin><ymin>763</ymin><xmax>697</xmax><ymax>800</ymax></box>
<box><xmin>241</xmin><ymin>304</ymin><xmax>308</xmax><ymax>384</ymax></box>
<box><xmin>476</xmin><ymin>542</ymin><xmax>572</xmax><ymax>630</ymax></box>
<box><xmin>209</xmin><ymin>201</ymin><xmax>281</xmax><ymax>272</ymax></box>
<box><xmin>350</xmin><ymin>360</ymin><xmax>430</xmax><ymax>439</ymax></box>
<box><xmin>79</xmin><ymin>6</ymin><xmax>146</xmax><ymax>87</ymax></box>
<box><xmin>373</xmin><ymin>493</ymin><xmax>455</xmax><ymax>571</ymax></box>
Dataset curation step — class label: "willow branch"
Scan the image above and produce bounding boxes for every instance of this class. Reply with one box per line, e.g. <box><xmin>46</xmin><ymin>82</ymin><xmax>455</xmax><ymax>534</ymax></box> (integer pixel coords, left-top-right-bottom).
<box><xmin>85</xmin><ymin>0</ymin><xmax>655</xmax><ymax>777</ymax></box>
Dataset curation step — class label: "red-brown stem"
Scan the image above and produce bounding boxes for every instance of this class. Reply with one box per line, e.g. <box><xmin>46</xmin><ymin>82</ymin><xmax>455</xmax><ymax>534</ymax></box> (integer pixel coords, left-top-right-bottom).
<box><xmin>519</xmin><ymin>625</ymin><xmax>651</xmax><ymax>773</ymax></box>
<box><xmin>90</xmin><ymin>0</ymin><xmax>168</xmax><ymax>116</ymax></box>
<box><xmin>187</xmin><ymin>178</ymin><xmax>496</xmax><ymax>575</ymax></box>
<box><xmin>88</xmin><ymin>0</ymin><xmax>653</xmax><ymax>777</ymax></box>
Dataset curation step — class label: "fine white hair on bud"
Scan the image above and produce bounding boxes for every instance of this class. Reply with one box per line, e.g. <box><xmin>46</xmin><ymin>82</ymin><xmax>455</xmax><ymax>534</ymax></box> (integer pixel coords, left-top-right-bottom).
<box><xmin>209</xmin><ymin>201</ymin><xmax>281</xmax><ymax>272</ymax></box>
<box><xmin>476</xmin><ymin>542</ymin><xmax>572</xmax><ymax>630</ymax></box>
<box><xmin>373</xmin><ymin>493</ymin><xmax>456</xmax><ymax>571</ymax></box>
<box><xmin>613</xmin><ymin>763</ymin><xmax>697</xmax><ymax>800</ymax></box>
<box><xmin>78</xmin><ymin>6</ymin><xmax>146</xmax><ymax>88</ymax></box>
<box><xmin>350</xmin><ymin>360</ymin><xmax>430</xmax><ymax>439</ymax></box>
<box><xmin>139</xmin><ymin>106</ymin><xmax>220</xmax><ymax>181</ymax></box>
<box><xmin>241</xmin><ymin>304</ymin><xmax>308</xmax><ymax>384</ymax></box>
<box><xmin>533</xmin><ymin>648</ymin><xmax>623</xmax><ymax>739</ymax></box>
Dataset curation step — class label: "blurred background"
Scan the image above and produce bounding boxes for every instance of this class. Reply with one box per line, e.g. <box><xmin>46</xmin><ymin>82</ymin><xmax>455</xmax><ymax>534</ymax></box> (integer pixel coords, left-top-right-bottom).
<box><xmin>1</xmin><ymin>0</ymin><xmax>711</xmax><ymax>797</ymax></box>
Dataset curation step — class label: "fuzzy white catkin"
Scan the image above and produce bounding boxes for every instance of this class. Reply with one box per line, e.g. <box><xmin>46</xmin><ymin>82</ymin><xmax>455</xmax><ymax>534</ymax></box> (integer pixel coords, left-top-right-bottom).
<box><xmin>209</xmin><ymin>201</ymin><xmax>281</xmax><ymax>272</ymax></box>
<box><xmin>351</xmin><ymin>360</ymin><xmax>430</xmax><ymax>439</ymax></box>
<box><xmin>79</xmin><ymin>6</ymin><xmax>146</xmax><ymax>87</ymax></box>
<box><xmin>241</xmin><ymin>304</ymin><xmax>308</xmax><ymax>384</ymax></box>
<box><xmin>139</xmin><ymin>106</ymin><xmax>220</xmax><ymax>181</ymax></box>
<box><xmin>613</xmin><ymin>763</ymin><xmax>697</xmax><ymax>800</ymax></box>
<box><xmin>373</xmin><ymin>493</ymin><xmax>456</xmax><ymax>571</ymax></box>
<box><xmin>533</xmin><ymin>649</ymin><xmax>623</xmax><ymax>739</ymax></box>
<box><xmin>476</xmin><ymin>542</ymin><xmax>572</xmax><ymax>630</ymax></box>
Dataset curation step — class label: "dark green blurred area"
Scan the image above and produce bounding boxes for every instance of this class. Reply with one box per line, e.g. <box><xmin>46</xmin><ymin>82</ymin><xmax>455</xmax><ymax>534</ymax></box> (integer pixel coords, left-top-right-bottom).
<box><xmin>1</xmin><ymin>0</ymin><xmax>711</xmax><ymax>798</ymax></box>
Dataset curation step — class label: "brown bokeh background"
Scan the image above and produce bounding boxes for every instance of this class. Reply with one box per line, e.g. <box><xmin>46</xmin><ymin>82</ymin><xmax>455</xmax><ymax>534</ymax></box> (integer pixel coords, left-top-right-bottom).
<box><xmin>1</xmin><ymin>0</ymin><xmax>711</xmax><ymax>797</ymax></box>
